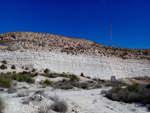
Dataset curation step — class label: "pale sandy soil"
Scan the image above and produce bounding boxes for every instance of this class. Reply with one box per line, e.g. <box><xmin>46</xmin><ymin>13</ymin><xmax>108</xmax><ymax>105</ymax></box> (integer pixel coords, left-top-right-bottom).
<box><xmin>1</xmin><ymin>85</ymin><xmax>148</xmax><ymax>113</ymax></box>
<box><xmin>0</xmin><ymin>64</ymin><xmax>149</xmax><ymax>113</ymax></box>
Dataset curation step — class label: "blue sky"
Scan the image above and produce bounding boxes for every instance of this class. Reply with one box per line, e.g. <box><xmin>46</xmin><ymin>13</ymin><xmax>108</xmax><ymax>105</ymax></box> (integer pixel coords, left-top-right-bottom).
<box><xmin>0</xmin><ymin>0</ymin><xmax>150</xmax><ymax>49</ymax></box>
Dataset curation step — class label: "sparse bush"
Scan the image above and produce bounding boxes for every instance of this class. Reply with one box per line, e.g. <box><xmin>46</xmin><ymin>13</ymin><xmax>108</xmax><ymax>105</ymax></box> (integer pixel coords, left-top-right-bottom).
<box><xmin>38</xmin><ymin>110</ymin><xmax>47</xmax><ymax>113</ymax></box>
<box><xmin>133</xmin><ymin>76</ymin><xmax>150</xmax><ymax>80</ymax></box>
<box><xmin>38</xmin><ymin>97</ymin><xmax>67</xmax><ymax>113</ymax></box>
<box><xmin>11</xmin><ymin>65</ymin><xmax>16</xmax><ymax>70</ymax></box>
<box><xmin>12</xmin><ymin>73</ymin><xmax>35</xmax><ymax>83</ymax></box>
<box><xmin>21</xmin><ymin>71</ymin><xmax>28</xmax><ymax>74</ymax></box>
<box><xmin>50</xmin><ymin>100</ymin><xmax>68</xmax><ymax>112</ymax></box>
<box><xmin>0</xmin><ymin>97</ymin><xmax>4</xmax><ymax>113</ymax></box>
<box><xmin>70</xmin><ymin>74</ymin><xmax>79</xmax><ymax>82</ymax></box>
<box><xmin>102</xmin><ymin>83</ymin><xmax>150</xmax><ymax>105</ymax></box>
<box><xmin>0</xmin><ymin>73</ymin><xmax>35</xmax><ymax>87</ymax></box>
<box><xmin>7</xmin><ymin>87</ymin><xmax>17</xmax><ymax>94</ymax></box>
<box><xmin>25</xmin><ymin>67</ymin><xmax>28</xmax><ymax>70</ymax></box>
<box><xmin>80</xmin><ymin>73</ymin><xmax>85</xmax><ymax>77</ymax></box>
<box><xmin>41</xmin><ymin>72</ymin><xmax>69</xmax><ymax>78</ymax></box>
<box><xmin>73</xmin><ymin>82</ymin><xmax>88</xmax><ymax>89</ymax></box>
<box><xmin>93</xmin><ymin>78</ymin><xmax>105</xmax><ymax>83</ymax></box>
<box><xmin>40</xmin><ymin>79</ymin><xmax>53</xmax><ymax>86</ymax></box>
<box><xmin>127</xmin><ymin>83</ymin><xmax>139</xmax><ymax>92</ymax></box>
<box><xmin>1</xmin><ymin>60</ymin><xmax>7</xmax><ymax>64</ymax></box>
<box><xmin>34</xmin><ymin>73</ymin><xmax>38</xmax><ymax>76</ymax></box>
<box><xmin>31</xmin><ymin>68</ymin><xmax>36</xmax><ymax>72</ymax></box>
<box><xmin>53</xmin><ymin>81</ymin><xmax>74</xmax><ymax>90</ymax></box>
<box><xmin>0</xmin><ymin>74</ymin><xmax>12</xmax><ymax>88</ymax></box>
<box><xmin>44</xmin><ymin>69</ymin><xmax>50</xmax><ymax>73</ymax></box>
<box><xmin>104</xmin><ymin>80</ymin><xmax>126</xmax><ymax>87</ymax></box>
<box><xmin>86</xmin><ymin>76</ymin><xmax>91</xmax><ymax>79</ymax></box>
<box><xmin>0</xmin><ymin>64</ymin><xmax>7</xmax><ymax>70</ymax></box>
<box><xmin>45</xmin><ymin>73</ymin><xmax>56</xmax><ymax>78</ymax></box>
<box><xmin>50</xmin><ymin>96</ymin><xmax>60</xmax><ymax>102</ymax></box>
<box><xmin>58</xmin><ymin>72</ymin><xmax>69</xmax><ymax>78</ymax></box>
<box><xmin>146</xmin><ymin>84</ymin><xmax>150</xmax><ymax>89</ymax></box>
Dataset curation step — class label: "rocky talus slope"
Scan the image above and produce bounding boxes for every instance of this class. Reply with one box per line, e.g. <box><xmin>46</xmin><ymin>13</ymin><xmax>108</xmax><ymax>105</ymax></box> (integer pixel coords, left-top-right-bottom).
<box><xmin>0</xmin><ymin>32</ymin><xmax>150</xmax><ymax>79</ymax></box>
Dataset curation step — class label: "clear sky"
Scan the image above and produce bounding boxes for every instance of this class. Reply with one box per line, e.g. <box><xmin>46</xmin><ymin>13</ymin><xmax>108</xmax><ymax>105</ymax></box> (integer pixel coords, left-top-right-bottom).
<box><xmin>0</xmin><ymin>0</ymin><xmax>150</xmax><ymax>49</ymax></box>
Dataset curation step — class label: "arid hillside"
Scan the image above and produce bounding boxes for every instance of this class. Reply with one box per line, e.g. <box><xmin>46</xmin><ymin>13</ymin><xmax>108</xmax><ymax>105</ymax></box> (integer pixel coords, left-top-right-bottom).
<box><xmin>0</xmin><ymin>32</ymin><xmax>150</xmax><ymax>79</ymax></box>
<box><xmin>0</xmin><ymin>32</ymin><xmax>149</xmax><ymax>60</ymax></box>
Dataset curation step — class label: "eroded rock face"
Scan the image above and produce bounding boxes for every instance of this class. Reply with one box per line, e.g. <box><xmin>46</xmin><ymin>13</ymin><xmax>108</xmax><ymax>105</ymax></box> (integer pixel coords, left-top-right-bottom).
<box><xmin>0</xmin><ymin>32</ymin><xmax>150</xmax><ymax>79</ymax></box>
<box><xmin>0</xmin><ymin>50</ymin><xmax>149</xmax><ymax>79</ymax></box>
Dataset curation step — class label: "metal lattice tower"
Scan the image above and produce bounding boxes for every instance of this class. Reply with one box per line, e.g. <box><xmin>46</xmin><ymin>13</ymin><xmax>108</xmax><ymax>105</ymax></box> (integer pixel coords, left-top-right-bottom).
<box><xmin>109</xmin><ymin>24</ymin><xmax>113</xmax><ymax>47</ymax></box>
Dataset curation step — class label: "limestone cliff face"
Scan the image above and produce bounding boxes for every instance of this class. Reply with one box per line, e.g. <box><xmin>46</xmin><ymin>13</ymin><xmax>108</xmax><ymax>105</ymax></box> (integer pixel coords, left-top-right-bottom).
<box><xmin>0</xmin><ymin>50</ymin><xmax>149</xmax><ymax>79</ymax></box>
<box><xmin>0</xmin><ymin>32</ymin><xmax>150</xmax><ymax>79</ymax></box>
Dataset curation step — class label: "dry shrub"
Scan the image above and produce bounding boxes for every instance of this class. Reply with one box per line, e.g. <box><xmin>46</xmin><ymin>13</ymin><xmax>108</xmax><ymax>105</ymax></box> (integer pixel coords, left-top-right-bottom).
<box><xmin>44</xmin><ymin>69</ymin><xmax>50</xmax><ymax>74</ymax></box>
<box><xmin>80</xmin><ymin>73</ymin><xmax>85</xmax><ymax>77</ymax></box>
<box><xmin>40</xmin><ymin>79</ymin><xmax>53</xmax><ymax>86</ymax></box>
<box><xmin>0</xmin><ymin>64</ymin><xmax>7</xmax><ymax>70</ymax></box>
<box><xmin>102</xmin><ymin>83</ymin><xmax>150</xmax><ymax>105</ymax></box>
<box><xmin>31</xmin><ymin>68</ymin><xmax>36</xmax><ymax>72</ymax></box>
<box><xmin>0</xmin><ymin>97</ymin><xmax>4</xmax><ymax>113</ymax></box>
<box><xmin>7</xmin><ymin>87</ymin><xmax>17</xmax><ymax>94</ymax></box>
<box><xmin>39</xmin><ymin>96</ymin><xmax>68</xmax><ymax>113</ymax></box>
<box><xmin>53</xmin><ymin>81</ymin><xmax>73</xmax><ymax>90</ymax></box>
<box><xmin>72</xmin><ymin>82</ymin><xmax>89</xmax><ymax>89</ymax></box>
<box><xmin>50</xmin><ymin>100</ymin><xmax>68</xmax><ymax>112</ymax></box>
<box><xmin>1</xmin><ymin>60</ymin><xmax>7</xmax><ymax>64</ymax></box>
<box><xmin>11</xmin><ymin>65</ymin><xmax>16</xmax><ymax>70</ymax></box>
<box><xmin>104</xmin><ymin>80</ymin><xmax>126</xmax><ymax>87</ymax></box>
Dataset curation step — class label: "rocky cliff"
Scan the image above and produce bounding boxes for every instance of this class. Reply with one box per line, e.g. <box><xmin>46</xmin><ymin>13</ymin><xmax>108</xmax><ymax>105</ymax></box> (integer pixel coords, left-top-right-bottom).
<box><xmin>0</xmin><ymin>32</ymin><xmax>150</xmax><ymax>79</ymax></box>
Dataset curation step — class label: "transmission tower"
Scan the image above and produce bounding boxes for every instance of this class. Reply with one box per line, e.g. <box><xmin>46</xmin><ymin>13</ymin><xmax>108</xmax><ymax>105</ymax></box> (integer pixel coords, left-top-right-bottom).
<box><xmin>109</xmin><ymin>24</ymin><xmax>113</xmax><ymax>47</ymax></box>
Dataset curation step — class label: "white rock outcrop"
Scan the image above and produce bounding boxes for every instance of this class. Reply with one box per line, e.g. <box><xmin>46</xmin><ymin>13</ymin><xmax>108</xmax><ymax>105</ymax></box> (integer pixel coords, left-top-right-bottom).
<box><xmin>0</xmin><ymin>50</ymin><xmax>149</xmax><ymax>79</ymax></box>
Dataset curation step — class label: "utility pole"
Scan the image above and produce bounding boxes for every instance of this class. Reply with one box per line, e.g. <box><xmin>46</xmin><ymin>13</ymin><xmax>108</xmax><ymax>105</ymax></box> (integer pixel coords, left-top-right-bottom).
<box><xmin>109</xmin><ymin>24</ymin><xmax>113</xmax><ymax>47</ymax></box>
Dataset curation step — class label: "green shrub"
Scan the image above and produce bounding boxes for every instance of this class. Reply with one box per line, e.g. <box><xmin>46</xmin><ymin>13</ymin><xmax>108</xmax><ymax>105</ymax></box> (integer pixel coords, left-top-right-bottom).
<box><xmin>12</xmin><ymin>73</ymin><xmax>35</xmax><ymax>83</ymax></box>
<box><xmin>0</xmin><ymin>74</ymin><xmax>12</xmax><ymax>88</ymax></box>
<box><xmin>0</xmin><ymin>64</ymin><xmax>7</xmax><ymax>70</ymax></box>
<box><xmin>41</xmin><ymin>72</ymin><xmax>69</xmax><ymax>78</ymax></box>
<box><xmin>26</xmin><ymin>77</ymin><xmax>35</xmax><ymax>83</ymax></box>
<box><xmin>40</xmin><ymin>79</ymin><xmax>53</xmax><ymax>86</ymax></box>
<box><xmin>12</xmin><ymin>74</ymin><xmax>35</xmax><ymax>83</ymax></box>
<box><xmin>11</xmin><ymin>65</ymin><xmax>16</xmax><ymax>69</ymax></box>
<box><xmin>70</xmin><ymin>74</ymin><xmax>79</xmax><ymax>82</ymax></box>
<box><xmin>41</xmin><ymin>73</ymin><xmax>56</xmax><ymax>78</ymax></box>
<box><xmin>57</xmin><ymin>72</ymin><xmax>69</xmax><ymax>78</ymax></box>
<box><xmin>127</xmin><ymin>83</ymin><xmax>139</xmax><ymax>92</ymax></box>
